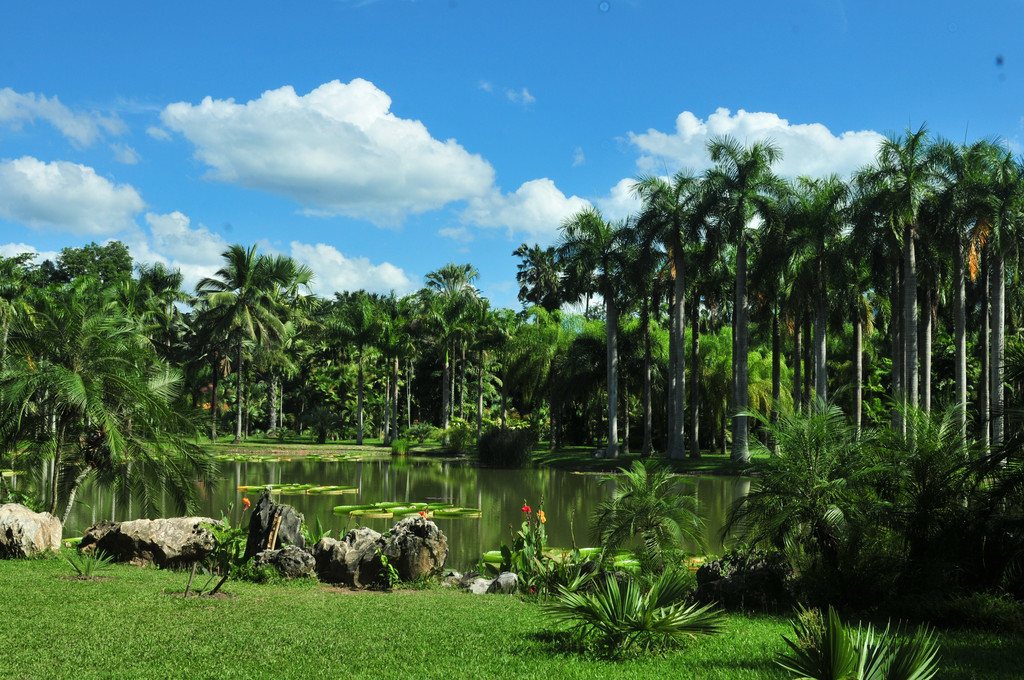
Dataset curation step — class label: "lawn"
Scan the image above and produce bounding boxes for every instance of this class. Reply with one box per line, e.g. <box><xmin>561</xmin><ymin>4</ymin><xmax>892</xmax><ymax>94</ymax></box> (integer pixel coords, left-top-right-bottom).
<box><xmin>1</xmin><ymin>555</ymin><xmax>1020</xmax><ymax>679</ymax></box>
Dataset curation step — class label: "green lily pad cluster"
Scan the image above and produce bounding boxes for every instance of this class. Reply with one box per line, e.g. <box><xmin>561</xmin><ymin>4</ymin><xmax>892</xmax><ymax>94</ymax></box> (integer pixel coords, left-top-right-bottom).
<box><xmin>332</xmin><ymin>501</ymin><xmax>482</xmax><ymax>519</ymax></box>
<box><xmin>237</xmin><ymin>484</ymin><xmax>358</xmax><ymax>495</ymax></box>
<box><xmin>481</xmin><ymin>547</ymin><xmax>641</xmax><ymax>572</ymax></box>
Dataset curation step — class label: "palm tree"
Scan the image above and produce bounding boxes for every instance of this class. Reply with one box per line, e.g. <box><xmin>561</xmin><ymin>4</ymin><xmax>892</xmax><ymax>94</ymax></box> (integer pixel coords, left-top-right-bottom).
<box><xmin>786</xmin><ymin>175</ymin><xmax>851</xmax><ymax>403</ymax></box>
<box><xmin>512</xmin><ymin>243</ymin><xmax>564</xmax><ymax>312</ymax></box>
<box><xmin>705</xmin><ymin>136</ymin><xmax>785</xmax><ymax>463</ymax></box>
<box><xmin>195</xmin><ymin>245</ymin><xmax>293</xmax><ymax>443</ymax></box>
<box><xmin>327</xmin><ymin>291</ymin><xmax>380</xmax><ymax>444</ymax></box>
<box><xmin>0</xmin><ymin>278</ymin><xmax>212</xmax><ymax>522</ymax></box>
<box><xmin>557</xmin><ymin>208</ymin><xmax>629</xmax><ymax>458</ymax></box>
<box><xmin>634</xmin><ymin>171</ymin><xmax>704</xmax><ymax>459</ymax></box>
<box><xmin>871</xmin><ymin>125</ymin><xmax>936</xmax><ymax>416</ymax></box>
<box><xmin>592</xmin><ymin>460</ymin><xmax>705</xmax><ymax>571</ymax></box>
<box><xmin>423</xmin><ymin>263</ymin><xmax>481</xmax><ymax>430</ymax></box>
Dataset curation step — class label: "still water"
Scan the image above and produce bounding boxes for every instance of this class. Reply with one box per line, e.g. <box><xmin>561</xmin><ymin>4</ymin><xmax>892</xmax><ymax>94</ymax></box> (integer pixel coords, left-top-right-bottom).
<box><xmin>64</xmin><ymin>457</ymin><xmax>752</xmax><ymax>570</ymax></box>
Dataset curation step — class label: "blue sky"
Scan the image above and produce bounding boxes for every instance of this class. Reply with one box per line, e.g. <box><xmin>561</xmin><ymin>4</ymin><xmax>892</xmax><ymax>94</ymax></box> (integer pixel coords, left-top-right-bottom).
<box><xmin>1</xmin><ymin>0</ymin><xmax>1021</xmax><ymax>309</ymax></box>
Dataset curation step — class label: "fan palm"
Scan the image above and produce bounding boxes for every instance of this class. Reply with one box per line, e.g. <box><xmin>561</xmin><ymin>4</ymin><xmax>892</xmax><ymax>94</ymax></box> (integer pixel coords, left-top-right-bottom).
<box><xmin>545</xmin><ymin>569</ymin><xmax>724</xmax><ymax>655</ymax></box>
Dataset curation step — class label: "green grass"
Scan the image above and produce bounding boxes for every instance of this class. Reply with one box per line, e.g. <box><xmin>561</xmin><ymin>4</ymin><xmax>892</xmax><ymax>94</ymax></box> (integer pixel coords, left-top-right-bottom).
<box><xmin>532</xmin><ymin>446</ymin><xmax>766</xmax><ymax>475</ymax></box>
<box><xmin>1</xmin><ymin>555</ymin><xmax>1020</xmax><ymax>679</ymax></box>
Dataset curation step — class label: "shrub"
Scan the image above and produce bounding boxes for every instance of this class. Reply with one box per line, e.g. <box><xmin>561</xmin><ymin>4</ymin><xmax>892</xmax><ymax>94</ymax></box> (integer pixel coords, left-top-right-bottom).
<box><xmin>301</xmin><ymin>407</ymin><xmax>341</xmax><ymax>444</ymax></box>
<box><xmin>776</xmin><ymin>605</ymin><xmax>940</xmax><ymax>680</ymax></box>
<box><xmin>406</xmin><ymin>422</ymin><xmax>438</xmax><ymax>444</ymax></box>
<box><xmin>545</xmin><ymin>569</ymin><xmax>725</xmax><ymax>656</ymax></box>
<box><xmin>442</xmin><ymin>417</ymin><xmax>475</xmax><ymax>455</ymax></box>
<box><xmin>66</xmin><ymin>549</ymin><xmax>115</xmax><ymax>578</ymax></box>
<box><xmin>391</xmin><ymin>438</ymin><xmax>410</xmax><ymax>456</ymax></box>
<box><xmin>477</xmin><ymin>426</ymin><xmax>537</xmax><ymax>467</ymax></box>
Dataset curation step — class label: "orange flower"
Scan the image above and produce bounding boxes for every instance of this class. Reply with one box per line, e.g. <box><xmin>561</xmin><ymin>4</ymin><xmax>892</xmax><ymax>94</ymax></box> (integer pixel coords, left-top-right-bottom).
<box><xmin>418</xmin><ymin>510</ymin><xmax>427</xmax><ymax>518</ymax></box>
<box><xmin>537</xmin><ymin>510</ymin><xmax>546</xmax><ymax>524</ymax></box>
<box><xmin>242</xmin><ymin>497</ymin><xmax>251</xmax><ymax>510</ymax></box>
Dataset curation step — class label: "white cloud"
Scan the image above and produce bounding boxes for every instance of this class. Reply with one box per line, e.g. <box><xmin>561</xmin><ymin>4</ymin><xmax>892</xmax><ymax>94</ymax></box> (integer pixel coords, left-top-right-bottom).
<box><xmin>288</xmin><ymin>241</ymin><xmax>414</xmax><ymax>296</ymax></box>
<box><xmin>596</xmin><ymin>177</ymin><xmax>642</xmax><ymax>222</ymax></box>
<box><xmin>572</xmin><ymin>146</ymin><xmax>585</xmax><ymax>167</ymax></box>
<box><xmin>463</xmin><ymin>178</ymin><xmax>591</xmax><ymax>240</ymax></box>
<box><xmin>111</xmin><ymin>144</ymin><xmax>141</xmax><ymax>165</ymax></box>
<box><xmin>159</xmin><ymin>79</ymin><xmax>496</xmax><ymax>223</ymax></box>
<box><xmin>478</xmin><ymin>80</ymin><xmax>493</xmax><ymax>92</ymax></box>
<box><xmin>0</xmin><ymin>242</ymin><xmax>59</xmax><ymax>264</ymax></box>
<box><xmin>147</xmin><ymin>126</ymin><xmax>171</xmax><ymax>141</ymax></box>
<box><xmin>438</xmin><ymin>226</ymin><xmax>474</xmax><ymax>242</ymax></box>
<box><xmin>506</xmin><ymin>87</ymin><xmax>536</xmax><ymax>106</ymax></box>
<box><xmin>0</xmin><ymin>88</ymin><xmax>125</xmax><ymax>148</ymax></box>
<box><xmin>0</xmin><ymin>157</ymin><xmax>145</xmax><ymax>234</ymax></box>
<box><xmin>629</xmin><ymin>108</ymin><xmax>883</xmax><ymax>178</ymax></box>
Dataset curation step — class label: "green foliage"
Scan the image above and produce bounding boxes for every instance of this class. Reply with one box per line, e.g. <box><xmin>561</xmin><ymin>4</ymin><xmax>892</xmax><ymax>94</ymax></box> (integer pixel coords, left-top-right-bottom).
<box><xmin>545</xmin><ymin>569</ymin><xmax>725</xmax><ymax>656</ymax></box>
<box><xmin>776</xmin><ymin>606</ymin><xmax>940</xmax><ymax>680</ymax></box>
<box><xmin>66</xmin><ymin>549</ymin><xmax>115</xmax><ymax>578</ymax></box>
<box><xmin>442</xmin><ymin>417</ymin><xmax>474</xmax><ymax>455</ymax></box>
<box><xmin>300</xmin><ymin>516</ymin><xmax>332</xmax><ymax>546</ymax></box>
<box><xmin>390</xmin><ymin>438</ymin><xmax>410</xmax><ymax>455</ymax></box>
<box><xmin>301</xmin><ymin>406</ymin><xmax>341</xmax><ymax>444</ymax></box>
<box><xmin>592</xmin><ymin>461</ymin><xmax>705</xmax><ymax>573</ymax></box>
<box><xmin>405</xmin><ymin>422</ymin><xmax>438</xmax><ymax>444</ymax></box>
<box><xmin>477</xmin><ymin>426</ymin><xmax>536</xmax><ymax>467</ymax></box>
<box><xmin>376</xmin><ymin>550</ymin><xmax>402</xmax><ymax>590</ymax></box>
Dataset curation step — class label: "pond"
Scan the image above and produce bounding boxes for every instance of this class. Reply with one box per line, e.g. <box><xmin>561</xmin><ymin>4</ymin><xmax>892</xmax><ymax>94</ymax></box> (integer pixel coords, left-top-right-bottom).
<box><xmin>63</xmin><ymin>457</ymin><xmax>753</xmax><ymax>571</ymax></box>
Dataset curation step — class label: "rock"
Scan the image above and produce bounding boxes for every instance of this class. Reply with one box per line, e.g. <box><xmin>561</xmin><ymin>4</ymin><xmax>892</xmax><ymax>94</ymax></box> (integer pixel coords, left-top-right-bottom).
<box><xmin>0</xmin><ymin>503</ymin><xmax>62</xmax><ymax>558</ymax></box>
<box><xmin>695</xmin><ymin>560</ymin><xmax>724</xmax><ymax>585</ymax></box>
<box><xmin>244</xmin><ymin>490</ymin><xmax>305</xmax><ymax>560</ymax></box>
<box><xmin>80</xmin><ymin>517</ymin><xmax>221</xmax><ymax>568</ymax></box>
<box><xmin>312</xmin><ymin>528</ymin><xmax>384</xmax><ymax>587</ymax></box>
<box><xmin>486</xmin><ymin>571</ymin><xmax>519</xmax><ymax>594</ymax></box>
<box><xmin>380</xmin><ymin>516</ymin><xmax>448</xmax><ymax>582</ymax></box>
<box><xmin>312</xmin><ymin>517</ymin><xmax>449</xmax><ymax>588</ymax></box>
<box><xmin>467</xmin><ymin>577</ymin><xmax>493</xmax><ymax>594</ymax></box>
<box><xmin>253</xmin><ymin>544</ymin><xmax>315</xmax><ymax>578</ymax></box>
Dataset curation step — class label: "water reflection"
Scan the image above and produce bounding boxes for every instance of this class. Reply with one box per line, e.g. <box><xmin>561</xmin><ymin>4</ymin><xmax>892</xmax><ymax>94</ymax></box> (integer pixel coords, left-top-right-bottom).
<box><xmin>65</xmin><ymin>459</ymin><xmax>752</xmax><ymax>570</ymax></box>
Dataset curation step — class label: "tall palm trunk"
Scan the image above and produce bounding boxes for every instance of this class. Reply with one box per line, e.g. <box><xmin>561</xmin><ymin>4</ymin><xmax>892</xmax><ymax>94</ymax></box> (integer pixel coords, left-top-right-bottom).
<box><xmin>771</xmin><ymin>305</ymin><xmax>781</xmax><ymax>422</ymax></box>
<box><xmin>813</xmin><ymin>261</ymin><xmax>827</xmax><ymax>402</ymax></box>
<box><xmin>476</xmin><ymin>352</ymin><xmax>485</xmax><ymax>441</ymax></box>
<box><xmin>668</xmin><ymin>243</ymin><xmax>686</xmax><ymax>460</ymax></box>
<box><xmin>268</xmin><ymin>374</ymin><xmax>278</xmax><ymax>434</ymax></box>
<box><xmin>406</xmin><ymin>358</ymin><xmax>413</xmax><ymax>429</ymax></box>
<box><xmin>793</xmin><ymin>317</ymin><xmax>802</xmax><ymax>413</ymax></box>
<box><xmin>954</xmin><ymin>245</ymin><xmax>967</xmax><ymax>434</ymax></box>
<box><xmin>891</xmin><ymin>274</ymin><xmax>904</xmax><ymax>434</ymax></box>
<box><xmin>210</xmin><ymin>352</ymin><xmax>220</xmax><ymax>441</ymax></box>
<box><xmin>922</xmin><ymin>284</ymin><xmax>934</xmax><ymax>414</ymax></box>
<box><xmin>641</xmin><ymin>290</ymin><xmax>653</xmax><ymax>457</ymax></box>
<box><xmin>731</xmin><ymin>235</ymin><xmax>749</xmax><ymax>463</ymax></box>
<box><xmin>605</xmin><ymin>288</ymin><xmax>619</xmax><ymax>459</ymax></box>
<box><xmin>904</xmin><ymin>223</ymin><xmax>919</xmax><ymax>412</ymax></box>
<box><xmin>357</xmin><ymin>355</ymin><xmax>365</xmax><ymax>445</ymax></box>
<box><xmin>690</xmin><ymin>296</ymin><xmax>702</xmax><ymax>459</ymax></box>
<box><xmin>990</xmin><ymin>254</ymin><xmax>1006</xmax><ymax>446</ymax></box>
<box><xmin>853</xmin><ymin>301</ymin><xmax>863</xmax><ymax>433</ymax></box>
<box><xmin>981</xmin><ymin>255</ymin><xmax>990</xmax><ymax>447</ymax></box>
<box><xmin>391</xmin><ymin>356</ymin><xmax>400</xmax><ymax>443</ymax></box>
<box><xmin>233</xmin><ymin>340</ymin><xmax>243</xmax><ymax>443</ymax></box>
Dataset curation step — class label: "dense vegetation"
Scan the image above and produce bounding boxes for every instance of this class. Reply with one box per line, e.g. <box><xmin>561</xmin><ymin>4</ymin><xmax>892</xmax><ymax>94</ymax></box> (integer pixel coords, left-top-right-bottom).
<box><xmin>1</xmin><ymin>128</ymin><xmax>1023</xmax><ymax>677</ymax></box>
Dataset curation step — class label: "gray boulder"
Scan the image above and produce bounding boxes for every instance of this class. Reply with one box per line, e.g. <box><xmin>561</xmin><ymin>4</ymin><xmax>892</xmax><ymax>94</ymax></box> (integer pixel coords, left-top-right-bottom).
<box><xmin>312</xmin><ymin>528</ymin><xmax>384</xmax><ymax>587</ymax></box>
<box><xmin>467</xmin><ymin>576</ymin><xmax>493</xmax><ymax>594</ymax></box>
<box><xmin>381</xmin><ymin>516</ymin><xmax>448</xmax><ymax>582</ymax></box>
<box><xmin>312</xmin><ymin>517</ymin><xmax>448</xmax><ymax>588</ymax></box>
<box><xmin>486</xmin><ymin>571</ymin><xmax>519</xmax><ymax>594</ymax></box>
<box><xmin>244</xmin><ymin>490</ymin><xmax>305</xmax><ymax>560</ymax></box>
<box><xmin>0</xmin><ymin>503</ymin><xmax>62</xmax><ymax>558</ymax></box>
<box><xmin>253</xmin><ymin>544</ymin><xmax>316</xmax><ymax>578</ymax></box>
<box><xmin>80</xmin><ymin>517</ymin><xmax>220</xmax><ymax>568</ymax></box>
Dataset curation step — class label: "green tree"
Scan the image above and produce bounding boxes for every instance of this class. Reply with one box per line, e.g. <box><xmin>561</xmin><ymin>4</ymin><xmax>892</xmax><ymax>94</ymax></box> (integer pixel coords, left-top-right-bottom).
<box><xmin>705</xmin><ymin>136</ymin><xmax>785</xmax><ymax>463</ymax></box>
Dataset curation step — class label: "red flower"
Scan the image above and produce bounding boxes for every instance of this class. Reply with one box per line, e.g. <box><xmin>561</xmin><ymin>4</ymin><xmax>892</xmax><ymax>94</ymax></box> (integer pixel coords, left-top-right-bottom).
<box><xmin>242</xmin><ymin>497</ymin><xmax>251</xmax><ymax>510</ymax></box>
<box><xmin>521</xmin><ymin>505</ymin><xmax>531</xmax><ymax>513</ymax></box>
<box><xmin>418</xmin><ymin>510</ymin><xmax>427</xmax><ymax>517</ymax></box>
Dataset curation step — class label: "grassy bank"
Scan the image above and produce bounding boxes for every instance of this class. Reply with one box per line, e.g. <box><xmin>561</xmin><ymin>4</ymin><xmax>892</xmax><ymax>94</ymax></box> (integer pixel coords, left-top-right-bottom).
<box><xmin>1</xmin><ymin>555</ymin><xmax>1020</xmax><ymax>679</ymax></box>
<box><xmin>204</xmin><ymin>436</ymin><xmax>754</xmax><ymax>476</ymax></box>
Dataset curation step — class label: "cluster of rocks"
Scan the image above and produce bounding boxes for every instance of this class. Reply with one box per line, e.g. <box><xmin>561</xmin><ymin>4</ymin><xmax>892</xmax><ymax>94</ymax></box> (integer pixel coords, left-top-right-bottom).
<box><xmin>694</xmin><ymin>548</ymin><xmax>795</xmax><ymax>610</ymax></box>
<box><xmin>0</xmin><ymin>492</ymin><xmax>451</xmax><ymax>588</ymax></box>
<box><xmin>439</xmin><ymin>570</ymin><xmax>520</xmax><ymax>594</ymax></box>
